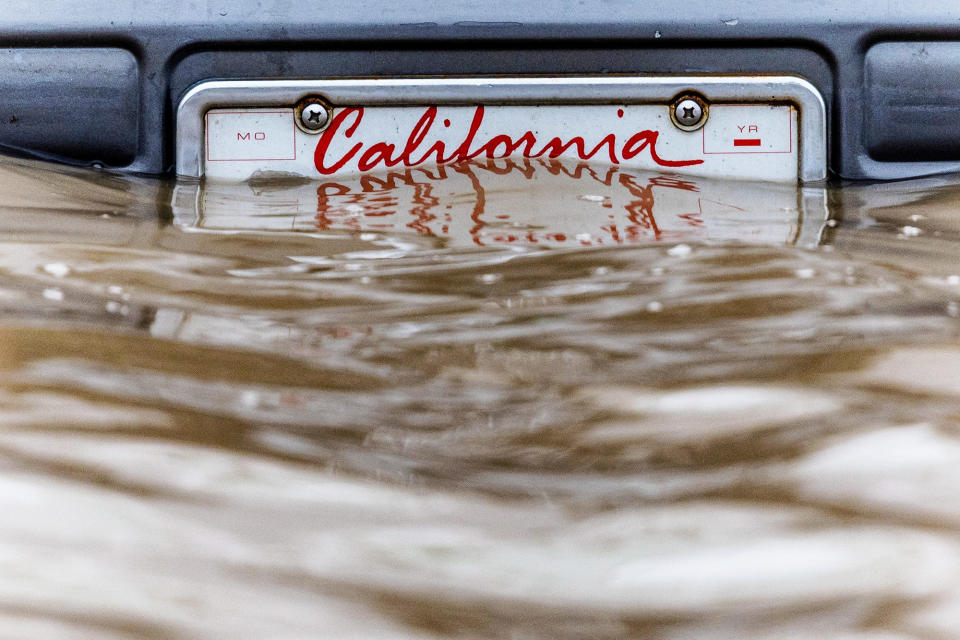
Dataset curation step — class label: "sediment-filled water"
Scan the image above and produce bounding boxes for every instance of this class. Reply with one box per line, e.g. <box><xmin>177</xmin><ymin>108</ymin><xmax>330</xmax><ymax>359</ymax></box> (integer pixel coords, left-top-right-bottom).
<box><xmin>0</xmin><ymin>157</ymin><xmax>959</xmax><ymax>638</ymax></box>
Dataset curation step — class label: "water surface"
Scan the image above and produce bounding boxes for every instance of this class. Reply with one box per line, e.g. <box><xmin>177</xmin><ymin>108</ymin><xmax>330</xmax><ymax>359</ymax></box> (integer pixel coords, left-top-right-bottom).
<box><xmin>0</xmin><ymin>158</ymin><xmax>959</xmax><ymax>638</ymax></box>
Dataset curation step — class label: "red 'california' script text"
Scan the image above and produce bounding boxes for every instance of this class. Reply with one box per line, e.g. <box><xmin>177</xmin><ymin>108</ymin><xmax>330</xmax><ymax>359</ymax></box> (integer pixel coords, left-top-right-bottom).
<box><xmin>314</xmin><ymin>106</ymin><xmax>703</xmax><ymax>175</ymax></box>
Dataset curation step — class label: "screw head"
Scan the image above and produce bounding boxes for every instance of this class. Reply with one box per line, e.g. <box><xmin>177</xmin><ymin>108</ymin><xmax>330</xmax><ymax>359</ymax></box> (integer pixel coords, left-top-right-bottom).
<box><xmin>673</xmin><ymin>98</ymin><xmax>704</xmax><ymax>127</ymax></box>
<box><xmin>300</xmin><ymin>102</ymin><xmax>330</xmax><ymax>131</ymax></box>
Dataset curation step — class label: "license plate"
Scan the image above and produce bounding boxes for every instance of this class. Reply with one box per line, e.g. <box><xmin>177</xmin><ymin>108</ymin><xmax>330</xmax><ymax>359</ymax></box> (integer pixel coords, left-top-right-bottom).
<box><xmin>177</xmin><ymin>77</ymin><xmax>826</xmax><ymax>183</ymax></box>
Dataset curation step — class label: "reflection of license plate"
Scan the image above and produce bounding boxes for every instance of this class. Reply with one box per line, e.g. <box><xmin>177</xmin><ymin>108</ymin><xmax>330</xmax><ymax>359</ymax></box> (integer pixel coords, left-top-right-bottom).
<box><xmin>177</xmin><ymin>77</ymin><xmax>826</xmax><ymax>184</ymax></box>
<box><xmin>172</xmin><ymin>158</ymin><xmax>828</xmax><ymax>250</ymax></box>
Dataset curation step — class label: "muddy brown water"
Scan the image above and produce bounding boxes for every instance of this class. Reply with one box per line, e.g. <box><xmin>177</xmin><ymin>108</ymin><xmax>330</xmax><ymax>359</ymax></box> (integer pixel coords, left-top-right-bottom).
<box><xmin>2</xmin><ymin>157</ymin><xmax>960</xmax><ymax>638</ymax></box>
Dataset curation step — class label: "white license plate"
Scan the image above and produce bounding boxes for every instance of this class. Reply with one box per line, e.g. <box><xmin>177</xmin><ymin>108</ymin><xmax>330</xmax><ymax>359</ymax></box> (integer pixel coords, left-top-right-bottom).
<box><xmin>177</xmin><ymin>77</ymin><xmax>826</xmax><ymax>183</ymax></box>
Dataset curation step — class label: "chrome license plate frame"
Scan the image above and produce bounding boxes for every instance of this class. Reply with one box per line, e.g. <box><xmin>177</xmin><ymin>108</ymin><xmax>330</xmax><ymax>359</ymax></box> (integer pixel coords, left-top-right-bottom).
<box><xmin>176</xmin><ymin>76</ymin><xmax>826</xmax><ymax>183</ymax></box>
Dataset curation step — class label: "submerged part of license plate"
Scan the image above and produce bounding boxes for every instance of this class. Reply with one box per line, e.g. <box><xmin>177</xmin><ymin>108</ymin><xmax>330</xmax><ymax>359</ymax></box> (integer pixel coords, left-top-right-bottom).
<box><xmin>172</xmin><ymin>159</ymin><xmax>828</xmax><ymax>250</ymax></box>
<box><xmin>177</xmin><ymin>77</ymin><xmax>826</xmax><ymax>183</ymax></box>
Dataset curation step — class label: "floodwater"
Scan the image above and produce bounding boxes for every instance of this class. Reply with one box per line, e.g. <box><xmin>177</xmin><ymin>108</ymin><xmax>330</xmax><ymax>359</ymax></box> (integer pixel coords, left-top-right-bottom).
<box><xmin>2</xmin><ymin>156</ymin><xmax>960</xmax><ymax>638</ymax></box>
